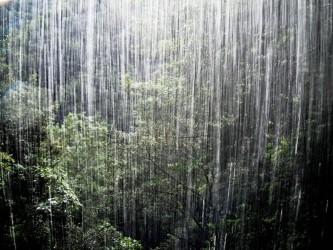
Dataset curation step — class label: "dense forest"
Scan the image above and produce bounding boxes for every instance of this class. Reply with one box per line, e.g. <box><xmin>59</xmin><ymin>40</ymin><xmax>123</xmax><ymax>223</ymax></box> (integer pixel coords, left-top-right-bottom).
<box><xmin>0</xmin><ymin>0</ymin><xmax>332</xmax><ymax>249</ymax></box>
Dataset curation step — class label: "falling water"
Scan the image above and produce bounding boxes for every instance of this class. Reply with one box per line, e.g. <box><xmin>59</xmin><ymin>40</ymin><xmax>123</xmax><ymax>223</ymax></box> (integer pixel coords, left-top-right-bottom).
<box><xmin>0</xmin><ymin>0</ymin><xmax>332</xmax><ymax>249</ymax></box>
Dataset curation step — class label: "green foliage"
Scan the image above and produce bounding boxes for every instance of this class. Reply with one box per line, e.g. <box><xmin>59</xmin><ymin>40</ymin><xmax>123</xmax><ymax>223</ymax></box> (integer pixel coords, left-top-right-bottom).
<box><xmin>35</xmin><ymin>112</ymin><xmax>143</xmax><ymax>249</ymax></box>
<box><xmin>0</xmin><ymin>151</ymin><xmax>14</xmax><ymax>171</ymax></box>
<box><xmin>0</xmin><ymin>50</ymin><xmax>10</xmax><ymax>88</ymax></box>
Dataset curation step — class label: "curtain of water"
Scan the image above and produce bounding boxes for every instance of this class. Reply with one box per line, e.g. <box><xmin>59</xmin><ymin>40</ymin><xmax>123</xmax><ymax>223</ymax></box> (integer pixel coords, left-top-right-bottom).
<box><xmin>1</xmin><ymin>0</ymin><xmax>332</xmax><ymax>249</ymax></box>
